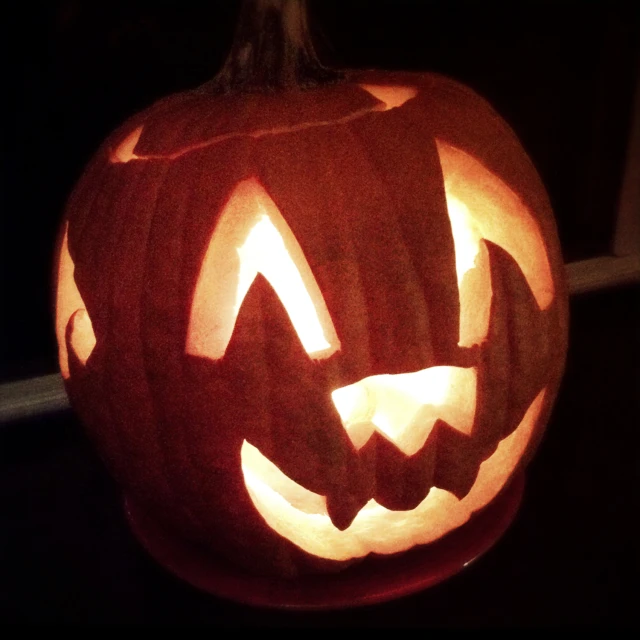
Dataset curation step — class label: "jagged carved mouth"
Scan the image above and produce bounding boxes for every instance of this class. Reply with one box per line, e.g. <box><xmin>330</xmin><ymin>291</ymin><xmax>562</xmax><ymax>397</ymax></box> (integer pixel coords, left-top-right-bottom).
<box><xmin>241</xmin><ymin>364</ymin><xmax>477</xmax><ymax>533</ymax></box>
<box><xmin>241</xmin><ymin>370</ymin><xmax>546</xmax><ymax>562</ymax></box>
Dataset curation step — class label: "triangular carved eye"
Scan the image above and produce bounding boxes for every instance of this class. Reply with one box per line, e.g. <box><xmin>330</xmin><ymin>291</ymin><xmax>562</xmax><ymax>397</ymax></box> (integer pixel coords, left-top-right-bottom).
<box><xmin>187</xmin><ymin>178</ymin><xmax>340</xmax><ymax>361</ymax></box>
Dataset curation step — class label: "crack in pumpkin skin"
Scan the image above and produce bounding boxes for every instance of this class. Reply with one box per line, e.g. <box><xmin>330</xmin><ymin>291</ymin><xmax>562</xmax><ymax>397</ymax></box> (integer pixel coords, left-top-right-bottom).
<box><xmin>110</xmin><ymin>85</ymin><xmax>418</xmax><ymax>164</ymax></box>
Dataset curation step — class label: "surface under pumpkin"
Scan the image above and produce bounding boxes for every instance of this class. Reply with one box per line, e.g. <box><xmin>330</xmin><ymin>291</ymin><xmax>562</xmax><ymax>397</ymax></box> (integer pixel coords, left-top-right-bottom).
<box><xmin>56</xmin><ymin>69</ymin><xmax>567</xmax><ymax>578</ymax></box>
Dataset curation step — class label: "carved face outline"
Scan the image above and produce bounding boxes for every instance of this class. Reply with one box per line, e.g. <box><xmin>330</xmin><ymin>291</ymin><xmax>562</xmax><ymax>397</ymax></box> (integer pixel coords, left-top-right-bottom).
<box><xmin>181</xmin><ymin>100</ymin><xmax>554</xmax><ymax>560</ymax></box>
<box><xmin>56</xmin><ymin>82</ymin><xmax>559</xmax><ymax>564</ymax></box>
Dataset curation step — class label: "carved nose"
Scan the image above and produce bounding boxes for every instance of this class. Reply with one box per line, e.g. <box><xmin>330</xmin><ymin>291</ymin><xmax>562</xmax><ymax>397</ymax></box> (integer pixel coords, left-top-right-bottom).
<box><xmin>331</xmin><ymin>366</ymin><xmax>477</xmax><ymax>457</ymax></box>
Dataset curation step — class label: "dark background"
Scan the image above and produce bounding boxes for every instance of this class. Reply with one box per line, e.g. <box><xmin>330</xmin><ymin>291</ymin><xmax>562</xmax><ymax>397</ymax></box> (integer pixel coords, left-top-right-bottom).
<box><xmin>1</xmin><ymin>0</ymin><xmax>638</xmax><ymax>626</ymax></box>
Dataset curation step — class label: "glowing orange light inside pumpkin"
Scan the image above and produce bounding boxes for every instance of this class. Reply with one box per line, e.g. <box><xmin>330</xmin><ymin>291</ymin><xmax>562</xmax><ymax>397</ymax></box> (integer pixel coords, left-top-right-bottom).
<box><xmin>241</xmin><ymin>389</ymin><xmax>546</xmax><ymax>560</ymax></box>
<box><xmin>236</xmin><ymin>215</ymin><xmax>332</xmax><ymax>353</ymax></box>
<box><xmin>437</xmin><ymin>139</ymin><xmax>554</xmax><ymax>347</ymax></box>
<box><xmin>445</xmin><ymin>194</ymin><xmax>492</xmax><ymax>348</ymax></box>
<box><xmin>56</xmin><ymin>223</ymin><xmax>96</xmax><ymax>378</ymax></box>
<box><xmin>68</xmin><ymin>309</ymin><xmax>96</xmax><ymax>368</ymax></box>
<box><xmin>332</xmin><ymin>366</ymin><xmax>476</xmax><ymax>455</ymax></box>
<box><xmin>359</xmin><ymin>84</ymin><xmax>418</xmax><ymax>110</ymax></box>
<box><xmin>187</xmin><ymin>178</ymin><xmax>339</xmax><ymax>360</ymax></box>
<box><xmin>110</xmin><ymin>125</ymin><xmax>143</xmax><ymax>163</ymax></box>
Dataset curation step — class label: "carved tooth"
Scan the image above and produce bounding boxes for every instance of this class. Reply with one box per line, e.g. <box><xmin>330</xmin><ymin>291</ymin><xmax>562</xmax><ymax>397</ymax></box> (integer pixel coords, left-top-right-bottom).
<box><xmin>332</xmin><ymin>366</ymin><xmax>477</xmax><ymax>455</ymax></box>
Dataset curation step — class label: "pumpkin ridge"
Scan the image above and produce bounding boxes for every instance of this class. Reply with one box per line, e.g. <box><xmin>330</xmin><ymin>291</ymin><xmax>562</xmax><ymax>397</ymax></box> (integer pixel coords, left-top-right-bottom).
<box><xmin>476</xmin><ymin>240</ymin><xmax>514</xmax><ymax>455</ymax></box>
<box><xmin>177</xmin><ymin>152</ymin><xmax>208</xmax><ymax>521</ymax></box>
<box><xmin>149</xmin><ymin>154</ymin><xmax>221</xmax><ymax>530</ymax></box>
<box><xmin>331</xmin><ymin>123</ymin><xmax>435</xmax><ymax>376</ymax></box>
<box><xmin>65</xmin><ymin>157</ymin><xmax>113</xmax><ymax>252</ymax></box>
<box><xmin>344</xmin><ymin>114</ymin><xmax>436</xmax><ymax>363</ymax></box>
<box><xmin>348</xmin><ymin>94</ymin><xmax>461</xmax><ymax>362</ymax></box>
<box><xmin>491</xmin><ymin>240</ymin><xmax>547</xmax><ymax>437</ymax></box>
<box><xmin>102</xmin><ymin>162</ymin><xmax>155</xmax><ymax>485</ymax></box>
<box><xmin>63</xmin><ymin>171</ymin><xmax>130</xmax><ymax>494</ymax></box>
<box><xmin>136</xmin><ymin>161</ymin><xmax>189</xmax><ymax>514</ymax></box>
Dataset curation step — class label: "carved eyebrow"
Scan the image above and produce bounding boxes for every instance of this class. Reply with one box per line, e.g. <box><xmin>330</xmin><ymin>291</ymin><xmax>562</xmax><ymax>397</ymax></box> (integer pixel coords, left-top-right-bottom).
<box><xmin>186</xmin><ymin>178</ymin><xmax>340</xmax><ymax>361</ymax></box>
<box><xmin>436</xmin><ymin>139</ymin><xmax>554</xmax><ymax>347</ymax></box>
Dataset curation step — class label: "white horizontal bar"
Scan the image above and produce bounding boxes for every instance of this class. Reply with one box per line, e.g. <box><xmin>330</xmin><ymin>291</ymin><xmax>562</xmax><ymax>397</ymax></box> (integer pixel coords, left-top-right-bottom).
<box><xmin>0</xmin><ymin>373</ymin><xmax>69</xmax><ymax>423</ymax></box>
<box><xmin>0</xmin><ymin>254</ymin><xmax>638</xmax><ymax>424</ymax></box>
<box><xmin>566</xmin><ymin>254</ymin><xmax>640</xmax><ymax>294</ymax></box>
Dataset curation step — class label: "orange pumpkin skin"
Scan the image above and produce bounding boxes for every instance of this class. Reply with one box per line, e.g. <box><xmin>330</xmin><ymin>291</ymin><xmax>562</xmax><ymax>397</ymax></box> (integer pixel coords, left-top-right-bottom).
<box><xmin>56</xmin><ymin>69</ymin><xmax>568</xmax><ymax>577</ymax></box>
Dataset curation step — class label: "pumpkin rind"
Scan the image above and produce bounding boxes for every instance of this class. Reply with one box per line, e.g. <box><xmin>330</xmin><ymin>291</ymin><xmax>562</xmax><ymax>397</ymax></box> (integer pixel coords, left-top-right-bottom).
<box><xmin>57</xmin><ymin>70</ymin><xmax>568</xmax><ymax>577</ymax></box>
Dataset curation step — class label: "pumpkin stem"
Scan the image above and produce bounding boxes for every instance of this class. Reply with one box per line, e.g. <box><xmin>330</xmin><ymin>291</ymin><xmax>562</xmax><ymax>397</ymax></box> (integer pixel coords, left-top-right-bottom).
<box><xmin>208</xmin><ymin>0</ymin><xmax>343</xmax><ymax>92</ymax></box>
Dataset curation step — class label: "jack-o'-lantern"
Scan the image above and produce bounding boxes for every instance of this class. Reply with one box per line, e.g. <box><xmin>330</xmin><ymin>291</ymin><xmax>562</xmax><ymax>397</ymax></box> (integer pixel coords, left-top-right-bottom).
<box><xmin>55</xmin><ymin>0</ymin><xmax>567</xmax><ymax>606</ymax></box>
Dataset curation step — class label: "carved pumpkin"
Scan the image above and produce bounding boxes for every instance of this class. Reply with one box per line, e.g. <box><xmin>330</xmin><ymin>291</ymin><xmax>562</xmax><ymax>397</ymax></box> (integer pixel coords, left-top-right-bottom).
<box><xmin>55</xmin><ymin>0</ymin><xmax>567</xmax><ymax>599</ymax></box>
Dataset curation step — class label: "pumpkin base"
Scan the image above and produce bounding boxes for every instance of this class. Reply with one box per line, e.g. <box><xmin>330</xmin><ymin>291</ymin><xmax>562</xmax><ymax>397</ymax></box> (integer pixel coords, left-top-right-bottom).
<box><xmin>124</xmin><ymin>471</ymin><xmax>524</xmax><ymax>609</ymax></box>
